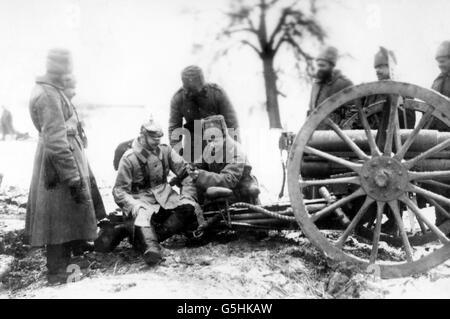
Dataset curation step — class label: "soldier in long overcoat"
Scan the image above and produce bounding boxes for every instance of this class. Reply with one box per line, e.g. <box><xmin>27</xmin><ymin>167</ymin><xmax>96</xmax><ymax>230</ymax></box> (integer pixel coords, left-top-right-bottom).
<box><xmin>26</xmin><ymin>48</ymin><xmax>106</xmax><ymax>284</ymax></box>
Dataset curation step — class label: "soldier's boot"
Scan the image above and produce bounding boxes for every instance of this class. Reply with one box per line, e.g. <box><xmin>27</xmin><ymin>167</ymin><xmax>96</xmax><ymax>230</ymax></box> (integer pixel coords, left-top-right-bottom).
<box><xmin>70</xmin><ymin>240</ymin><xmax>95</xmax><ymax>256</ymax></box>
<box><xmin>157</xmin><ymin>206</ymin><xmax>197</xmax><ymax>242</ymax></box>
<box><xmin>94</xmin><ymin>220</ymin><xmax>133</xmax><ymax>252</ymax></box>
<box><xmin>46</xmin><ymin>244</ymin><xmax>71</xmax><ymax>285</ymax></box>
<box><xmin>134</xmin><ymin>226</ymin><xmax>162</xmax><ymax>266</ymax></box>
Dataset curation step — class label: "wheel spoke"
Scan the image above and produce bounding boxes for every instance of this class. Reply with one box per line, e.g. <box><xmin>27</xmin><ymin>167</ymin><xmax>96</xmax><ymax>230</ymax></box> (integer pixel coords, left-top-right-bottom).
<box><xmin>393</xmin><ymin>106</ymin><xmax>403</xmax><ymax>154</ymax></box>
<box><xmin>387</xmin><ymin>200</ymin><xmax>414</xmax><ymax>262</ymax></box>
<box><xmin>335</xmin><ymin>196</ymin><xmax>375</xmax><ymax>248</ymax></box>
<box><xmin>419</xmin><ymin>180</ymin><xmax>450</xmax><ymax>192</ymax></box>
<box><xmin>357</xmin><ymin>99</ymin><xmax>381</xmax><ymax>157</ymax></box>
<box><xmin>310</xmin><ymin>188</ymin><xmax>366</xmax><ymax>222</ymax></box>
<box><xmin>408</xmin><ymin>183</ymin><xmax>450</xmax><ymax>207</ymax></box>
<box><xmin>324</xmin><ymin>118</ymin><xmax>370</xmax><ymax>160</ymax></box>
<box><xmin>304</xmin><ymin>146</ymin><xmax>362</xmax><ymax>172</ymax></box>
<box><xmin>427</xmin><ymin>198</ymin><xmax>450</xmax><ymax>219</ymax></box>
<box><xmin>299</xmin><ymin>176</ymin><xmax>360</xmax><ymax>188</ymax></box>
<box><xmin>409</xmin><ymin>171</ymin><xmax>450</xmax><ymax>181</ymax></box>
<box><xmin>400</xmin><ymin>195</ymin><xmax>450</xmax><ymax>244</ymax></box>
<box><xmin>405</xmin><ymin>138</ymin><xmax>450</xmax><ymax>169</ymax></box>
<box><xmin>395</xmin><ymin>106</ymin><xmax>434</xmax><ymax>160</ymax></box>
<box><xmin>383</xmin><ymin>96</ymin><xmax>400</xmax><ymax>156</ymax></box>
<box><xmin>370</xmin><ymin>201</ymin><xmax>385</xmax><ymax>264</ymax></box>
<box><xmin>410</xmin><ymin>193</ymin><xmax>428</xmax><ymax>234</ymax></box>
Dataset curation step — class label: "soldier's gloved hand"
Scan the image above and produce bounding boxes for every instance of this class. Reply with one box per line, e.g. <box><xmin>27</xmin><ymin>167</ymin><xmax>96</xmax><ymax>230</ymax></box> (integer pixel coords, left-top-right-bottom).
<box><xmin>68</xmin><ymin>177</ymin><xmax>88</xmax><ymax>204</ymax></box>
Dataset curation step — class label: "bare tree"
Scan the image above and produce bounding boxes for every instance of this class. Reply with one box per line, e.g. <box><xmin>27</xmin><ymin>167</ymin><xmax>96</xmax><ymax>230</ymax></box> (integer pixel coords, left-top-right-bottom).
<box><xmin>218</xmin><ymin>0</ymin><xmax>325</xmax><ymax>128</ymax></box>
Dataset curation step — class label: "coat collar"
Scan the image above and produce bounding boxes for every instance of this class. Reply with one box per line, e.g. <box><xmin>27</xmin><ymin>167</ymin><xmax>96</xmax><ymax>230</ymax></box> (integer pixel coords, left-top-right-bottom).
<box><xmin>35</xmin><ymin>73</ymin><xmax>65</xmax><ymax>90</ymax></box>
<box><xmin>132</xmin><ymin>137</ymin><xmax>162</xmax><ymax>163</ymax></box>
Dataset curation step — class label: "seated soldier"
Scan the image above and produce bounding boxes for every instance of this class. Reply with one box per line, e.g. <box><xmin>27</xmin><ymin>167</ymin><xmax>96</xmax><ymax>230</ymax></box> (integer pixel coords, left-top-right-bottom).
<box><xmin>189</xmin><ymin>115</ymin><xmax>260</xmax><ymax>205</ymax></box>
<box><xmin>110</xmin><ymin>117</ymin><xmax>199</xmax><ymax>265</ymax></box>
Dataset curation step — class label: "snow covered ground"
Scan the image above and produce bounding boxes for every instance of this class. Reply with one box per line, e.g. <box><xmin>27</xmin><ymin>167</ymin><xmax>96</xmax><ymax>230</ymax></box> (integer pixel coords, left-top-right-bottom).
<box><xmin>1</xmin><ymin>106</ymin><xmax>450</xmax><ymax>299</ymax></box>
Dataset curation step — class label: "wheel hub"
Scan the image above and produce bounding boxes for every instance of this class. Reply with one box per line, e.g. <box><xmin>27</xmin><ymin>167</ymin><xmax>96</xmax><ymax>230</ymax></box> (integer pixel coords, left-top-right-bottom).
<box><xmin>360</xmin><ymin>156</ymin><xmax>408</xmax><ymax>201</ymax></box>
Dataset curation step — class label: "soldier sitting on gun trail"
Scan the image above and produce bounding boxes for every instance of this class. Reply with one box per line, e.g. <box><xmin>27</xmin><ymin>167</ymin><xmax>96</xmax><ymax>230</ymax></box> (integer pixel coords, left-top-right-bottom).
<box><xmin>188</xmin><ymin>115</ymin><xmax>260</xmax><ymax>206</ymax></box>
<box><xmin>105</xmin><ymin>118</ymin><xmax>200</xmax><ymax>265</ymax></box>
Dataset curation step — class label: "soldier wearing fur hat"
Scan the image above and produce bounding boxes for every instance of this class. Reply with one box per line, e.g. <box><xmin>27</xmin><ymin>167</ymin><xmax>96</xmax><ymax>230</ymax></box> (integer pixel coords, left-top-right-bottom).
<box><xmin>112</xmin><ymin>118</ymin><xmax>199</xmax><ymax>265</ymax></box>
<box><xmin>429</xmin><ymin>41</ymin><xmax>450</xmax><ymax>131</ymax></box>
<box><xmin>168</xmin><ymin>65</ymin><xmax>240</xmax><ymax>162</ymax></box>
<box><xmin>359</xmin><ymin>47</ymin><xmax>416</xmax><ymax>130</ymax></box>
<box><xmin>308</xmin><ymin>46</ymin><xmax>354</xmax><ymax>128</ymax></box>
<box><xmin>26</xmin><ymin>48</ymin><xmax>106</xmax><ymax>284</ymax></box>
<box><xmin>188</xmin><ymin>115</ymin><xmax>260</xmax><ymax>205</ymax></box>
<box><xmin>420</xmin><ymin>41</ymin><xmax>450</xmax><ymax>226</ymax></box>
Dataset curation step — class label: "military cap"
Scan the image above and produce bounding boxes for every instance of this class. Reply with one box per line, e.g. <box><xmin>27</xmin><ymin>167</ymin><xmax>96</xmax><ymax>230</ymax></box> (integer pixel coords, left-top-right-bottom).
<box><xmin>374</xmin><ymin>46</ymin><xmax>397</xmax><ymax>68</ymax></box>
<box><xmin>181</xmin><ymin>65</ymin><xmax>205</xmax><ymax>86</ymax></box>
<box><xmin>316</xmin><ymin>46</ymin><xmax>339</xmax><ymax>65</ymax></box>
<box><xmin>46</xmin><ymin>48</ymin><xmax>73</xmax><ymax>75</ymax></box>
<box><xmin>436</xmin><ymin>41</ymin><xmax>450</xmax><ymax>59</ymax></box>
<box><xmin>141</xmin><ymin>117</ymin><xmax>163</xmax><ymax>137</ymax></box>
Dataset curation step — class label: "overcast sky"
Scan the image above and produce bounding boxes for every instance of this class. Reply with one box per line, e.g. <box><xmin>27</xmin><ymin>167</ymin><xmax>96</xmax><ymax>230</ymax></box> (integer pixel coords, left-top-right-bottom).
<box><xmin>0</xmin><ymin>0</ymin><xmax>449</xmax><ymax>132</ymax></box>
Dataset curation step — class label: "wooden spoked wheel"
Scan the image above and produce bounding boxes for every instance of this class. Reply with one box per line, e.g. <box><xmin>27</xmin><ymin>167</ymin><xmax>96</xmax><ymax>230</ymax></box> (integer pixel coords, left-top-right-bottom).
<box><xmin>288</xmin><ymin>81</ymin><xmax>450</xmax><ymax>278</ymax></box>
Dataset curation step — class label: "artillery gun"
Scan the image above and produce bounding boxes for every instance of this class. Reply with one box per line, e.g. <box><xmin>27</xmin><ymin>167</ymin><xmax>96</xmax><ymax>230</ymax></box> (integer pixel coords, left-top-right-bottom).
<box><xmin>104</xmin><ymin>81</ymin><xmax>450</xmax><ymax>279</ymax></box>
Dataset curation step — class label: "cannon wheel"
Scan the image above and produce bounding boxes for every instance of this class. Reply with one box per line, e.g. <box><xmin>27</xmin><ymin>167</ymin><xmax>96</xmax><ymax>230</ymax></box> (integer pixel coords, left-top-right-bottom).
<box><xmin>288</xmin><ymin>81</ymin><xmax>450</xmax><ymax>279</ymax></box>
<box><xmin>341</xmin><ymin>98</ymin><xmax>450</xmax><ymax>246</ymax></box>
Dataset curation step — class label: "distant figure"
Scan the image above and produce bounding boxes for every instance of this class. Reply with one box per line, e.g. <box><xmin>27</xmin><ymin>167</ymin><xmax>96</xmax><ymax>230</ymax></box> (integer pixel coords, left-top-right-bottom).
<box><xmin>0</xmin><ymin>105</ymin><xmax>16</xmax><ymax>140</ymax></box>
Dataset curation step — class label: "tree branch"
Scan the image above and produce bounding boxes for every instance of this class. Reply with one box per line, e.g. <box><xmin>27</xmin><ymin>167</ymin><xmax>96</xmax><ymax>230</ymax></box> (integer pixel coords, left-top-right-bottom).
<box><xmin>268</xmin><ymin>8</ymin><xmax>290</xmax><ymax>47</ymax></box>
<box><xmin>224</xmin><ymin>27</ymin><xmax>259</xmax><ymax>36</ymax></box>
<box><xmin>241</xmin><ymin>40</ymin><xmax>263</xmax><ymax>56</ymax></box>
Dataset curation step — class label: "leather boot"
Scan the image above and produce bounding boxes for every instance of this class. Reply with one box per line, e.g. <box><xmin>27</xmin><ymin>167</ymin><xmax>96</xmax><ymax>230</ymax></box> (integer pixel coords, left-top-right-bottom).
<box><xmin>134</xmin><ymin>226</ymin><xmax>162</xmax><ymax>266</ymax></box>
<box><xmin>94</xmin><ymin>220</ymin><xmax>133</xmax><ymax>252</ymax></box>
<box><xmin>46</xmin><ymin>244</ymin><xmax>71</xmax><ymax>285</ymax></box>
<box><xmin>70</xmin><ymin>240</ymin><xmax>95</xmax><ymax>256</ymax></box>
<box><xmin>156</xmin><ymin>206</ymin><xmax>197</xmax><ymax>242</ymax></box>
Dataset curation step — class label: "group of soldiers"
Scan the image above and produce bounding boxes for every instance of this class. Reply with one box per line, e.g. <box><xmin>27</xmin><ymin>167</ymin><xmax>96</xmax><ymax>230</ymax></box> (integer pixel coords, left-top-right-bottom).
<box><xmin>25</xmin><ymin>49</ymin><xmax>259</xmax><ymax>284</ymax></box>
<box><xmin>24</xmin><ymin>39</ymin><xmax>450</xmax><ymax>284</ymax></box>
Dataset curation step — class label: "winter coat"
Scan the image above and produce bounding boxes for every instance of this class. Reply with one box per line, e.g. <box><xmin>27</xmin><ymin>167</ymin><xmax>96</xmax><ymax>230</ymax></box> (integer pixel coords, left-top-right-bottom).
<box><xmin>429</xmin><ymin>72</ymin><xmax>450</xmax><ymax>131</ymax></box>
<box><xmin>26</xmin><ymin>74</ymin><xmax>106</xmax><ymax>247</ymax></box>
<box><xmin>194</xmin><ymin>137</ymin><xmax>258</xmax><ymax>204</ymax></box>
<box><xmin>308</xmin><ymin>69</ymin><xmax>353</xmax><ymax>128</ymax></box>
<box><xmin>168</xmin><ymin>83</ymin><xmax>240</xmax><ymax>153</ymax></box>
<box><xmin>112</xmin><ymin>138</ymin><xmax>198</xmax><ymax>227</ymax></box>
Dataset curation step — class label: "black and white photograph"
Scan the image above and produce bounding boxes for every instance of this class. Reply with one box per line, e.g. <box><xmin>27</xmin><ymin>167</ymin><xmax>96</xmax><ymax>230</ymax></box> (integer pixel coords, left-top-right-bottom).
<box><xmin>1</xmin><ymin>0</ymin><xmax>450</xmax><ymax>301</ymax></box>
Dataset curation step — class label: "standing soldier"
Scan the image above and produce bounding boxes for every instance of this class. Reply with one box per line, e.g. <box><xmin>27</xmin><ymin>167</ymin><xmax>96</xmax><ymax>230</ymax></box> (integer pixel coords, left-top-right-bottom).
<box><xmin>364</xmin><ymin>47</ymin><xmax>415</xmax><ymax>129</ymax></box>
<box><xmin>26</xmin><ymin>48</ymin><xmax>106</xmax><ymax>284</ymax></box>
<box><xmin>112</xmin><ymin>118</ymin><xmax>199</xmax><ymax>265</ymax></box>
<box><xmin>168</xmin><ymin>65</ymin><xmax>240</xmax><ymax>162</ymax></box>
<box><xmin>423</xmin><ymin>41</ymin><xmax>450</xmax><ymax>226</ymax></box>
<box><xmin>308</xmin><ymin>46</ymin><xmax>353</xmax><ymax>127</ymax></box>
<box><xmin>429</xmin><ymin>41</ymin><xmax>450</xmax><ymax>131</ymax></box>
